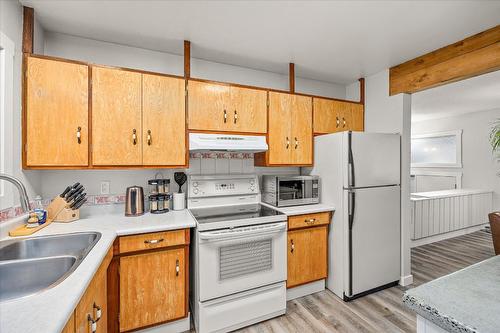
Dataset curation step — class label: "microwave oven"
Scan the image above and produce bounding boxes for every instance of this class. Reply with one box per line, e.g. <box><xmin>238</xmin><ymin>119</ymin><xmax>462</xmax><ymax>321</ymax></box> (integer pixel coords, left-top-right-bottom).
<box><xmin>261</xmin><ymin>175</ymin><xmax>320</xmax><ymax>207</ymax></box>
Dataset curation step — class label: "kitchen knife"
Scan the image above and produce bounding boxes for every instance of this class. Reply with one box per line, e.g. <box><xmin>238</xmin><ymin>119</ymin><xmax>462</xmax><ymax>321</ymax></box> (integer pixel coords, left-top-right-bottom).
<box><xmin>60</xmin><ymin>186</ymin><xmax>72</xmax><ymax>198</ymax></box>
<box><xmin>69</xmin><ymin>193</ymin><xmax>87</xmax><ymax>208</ymax></box>
<box><xmin>72</xmin><ymin>197</ymin><xmax>87</xmax><ymax>210</ymax></box>
<box><xmin>65</xmin><ymin>184</ymin><xmax>84</xmax><ymax>200</ymax></box>
<box><xmin>67</xmin><ymin>187</ymin><xmax>84</xmax><ymax>203</ymax></box>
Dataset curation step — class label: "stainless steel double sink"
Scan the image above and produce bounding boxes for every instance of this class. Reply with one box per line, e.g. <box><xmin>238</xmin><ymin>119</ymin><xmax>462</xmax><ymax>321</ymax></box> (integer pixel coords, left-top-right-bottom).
<box><xmin>0</xmin><ymin>232</ymin><xmax>101</xmax><ymax>302</ymax></box>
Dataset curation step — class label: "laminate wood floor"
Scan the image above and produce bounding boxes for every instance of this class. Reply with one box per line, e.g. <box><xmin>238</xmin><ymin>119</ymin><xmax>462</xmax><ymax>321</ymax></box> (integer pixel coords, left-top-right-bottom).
<box><xmin>232</xmin><ymin>229</ymin><xmax>495</xmax><ymax>333</ymax></box>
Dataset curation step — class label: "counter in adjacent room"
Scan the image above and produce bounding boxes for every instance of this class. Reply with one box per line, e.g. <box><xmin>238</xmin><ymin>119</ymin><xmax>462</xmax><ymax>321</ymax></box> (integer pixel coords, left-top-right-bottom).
<box><xmin>403</xmin><ymin>255</ymin><xmax>500</xmax><ymax>333</ymax></box>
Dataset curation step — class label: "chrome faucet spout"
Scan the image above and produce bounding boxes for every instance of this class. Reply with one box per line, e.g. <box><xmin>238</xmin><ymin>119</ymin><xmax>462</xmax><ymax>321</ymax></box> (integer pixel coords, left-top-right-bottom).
<box><xmin>0</xmin><ymin>173</ymin><xmax>30</xmax><ymax>213</ymax></box>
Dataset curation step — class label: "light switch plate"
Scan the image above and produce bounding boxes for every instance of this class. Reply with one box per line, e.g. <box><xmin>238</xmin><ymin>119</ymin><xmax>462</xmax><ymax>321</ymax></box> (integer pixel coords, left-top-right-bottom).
<box><xmin>100</xmin><ymin>181</ymin><xmax>110</xmax><ymax>194</ymax></box>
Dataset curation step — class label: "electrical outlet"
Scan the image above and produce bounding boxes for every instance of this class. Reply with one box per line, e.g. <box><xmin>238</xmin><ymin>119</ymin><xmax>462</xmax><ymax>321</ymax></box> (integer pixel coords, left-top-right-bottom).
<box><xmin>100</xmin><ymin>181</ymin><xmax>110</xmax><ymax>195</ymax></box>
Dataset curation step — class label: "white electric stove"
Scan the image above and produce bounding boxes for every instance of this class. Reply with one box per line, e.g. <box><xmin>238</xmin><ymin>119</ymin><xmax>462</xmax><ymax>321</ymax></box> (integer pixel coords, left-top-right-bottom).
<box><xmin>188</xmin><ymin>174</ymin><xmax>287</xmax><ymax>333</ymax></box>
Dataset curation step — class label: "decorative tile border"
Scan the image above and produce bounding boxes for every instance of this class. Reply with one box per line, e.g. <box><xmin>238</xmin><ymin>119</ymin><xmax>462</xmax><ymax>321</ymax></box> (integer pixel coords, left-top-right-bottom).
<box><xmin>189</xmin><ymin>152</ymin><xmax>253</xmax><ymax>159</ymax></box>
<box><xmin>0</xmin><ymin>194</ymin><xmax>127</xmax><ymax>223</ymax></box>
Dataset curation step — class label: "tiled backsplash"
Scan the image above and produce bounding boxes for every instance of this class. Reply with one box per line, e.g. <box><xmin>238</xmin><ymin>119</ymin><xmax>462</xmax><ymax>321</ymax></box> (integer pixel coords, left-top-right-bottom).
<box><xmin>0</xmin><ymin>153</ymin><xmax>298</xmax><ymax>223</ymax></box>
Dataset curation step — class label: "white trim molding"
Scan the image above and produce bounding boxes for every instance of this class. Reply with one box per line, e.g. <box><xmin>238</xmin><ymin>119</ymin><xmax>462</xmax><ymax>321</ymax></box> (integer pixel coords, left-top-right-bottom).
<box><xmin>411</xmin><ymin>130</ymin><xmax>462</xmax><ymax>168</ymax></box>
<box><xmin>411</xmin><ymin>169</ymin><xmax>463</xmax><ymax>189</ymax></box>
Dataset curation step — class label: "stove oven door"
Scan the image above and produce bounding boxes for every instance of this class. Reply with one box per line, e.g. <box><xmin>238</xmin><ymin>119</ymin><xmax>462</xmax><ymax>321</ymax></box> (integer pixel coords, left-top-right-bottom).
<box><xmin>197</xmin><ymin>221</ymin><xmax>287</xmax><ymax>302</ymax></box>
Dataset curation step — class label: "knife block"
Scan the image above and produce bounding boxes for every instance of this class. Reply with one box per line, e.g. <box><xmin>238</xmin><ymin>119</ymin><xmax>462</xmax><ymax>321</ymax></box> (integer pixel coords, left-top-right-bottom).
<box><xmin>9</xmin><ymin>196</ymin><xmax>68</xmax><ymax>237</ymax></box>
<box><xmin>53</xmin><ymin>207</ymin><xmax>80</xmax><ymax>223</ymax></box>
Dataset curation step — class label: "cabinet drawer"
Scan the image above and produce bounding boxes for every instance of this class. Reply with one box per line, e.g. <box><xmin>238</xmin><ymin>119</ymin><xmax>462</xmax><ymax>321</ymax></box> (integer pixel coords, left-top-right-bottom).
<box><xmin>288</xmin><ymin>212</ymin><xmax>331</xmax><ymax>230</ymax></box>
<box><xmin>119</xmin><ymin>229</ymin><xmax>189</xmax><ymax>254</ymax></box>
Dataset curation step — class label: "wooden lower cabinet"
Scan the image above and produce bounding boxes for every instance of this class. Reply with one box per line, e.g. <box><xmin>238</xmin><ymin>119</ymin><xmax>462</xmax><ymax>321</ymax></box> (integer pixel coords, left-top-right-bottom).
<box><xmin>108</xmin><ymin>229</ymin><xmax>190</xmax><ymax>333</ymax></box>
<box><xmin>287</xmin><ymin>212</ymin><xmax>331</xmax><ymax>288</ymax></box>
<box><xmin>63</xmin><ymin>247</ymin><xmax>112</xmax><ymax>333</ymax></box>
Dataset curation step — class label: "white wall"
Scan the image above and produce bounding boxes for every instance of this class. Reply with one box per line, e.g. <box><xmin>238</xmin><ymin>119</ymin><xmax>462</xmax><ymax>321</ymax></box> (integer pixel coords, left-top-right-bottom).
<box><xmin>412</xmin><ymin>109</ymin><xmax>500</xmax><ymax>209</ymax></box>
<box><xmin>30</xmin><ymin>31</ymin><xmax>344</xmax><ymax>200</ymax></box>
<box><xmin>354</xmin><ymin>69</ymin><xmax>413</xmax><ymax>286</ymax></box>
<box><xmin>0</xmin><ymin>0</ymin><xmax>41</xmax><ymax>209</ymax></box>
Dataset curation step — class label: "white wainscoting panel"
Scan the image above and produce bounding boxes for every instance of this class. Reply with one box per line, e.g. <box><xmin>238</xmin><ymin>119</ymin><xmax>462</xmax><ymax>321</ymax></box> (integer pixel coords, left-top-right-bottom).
<box><xmin>411</xmin><ymin>190</ymin><xmax>492</xmax><ymax>241</ymax></box>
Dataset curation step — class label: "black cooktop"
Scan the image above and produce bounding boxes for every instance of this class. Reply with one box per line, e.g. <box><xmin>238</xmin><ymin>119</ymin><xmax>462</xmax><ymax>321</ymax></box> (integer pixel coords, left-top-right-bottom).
<box><xmin>189</xmin><ymin>204</ymin><xmax>283</xmax><ymax>224</ymax></box>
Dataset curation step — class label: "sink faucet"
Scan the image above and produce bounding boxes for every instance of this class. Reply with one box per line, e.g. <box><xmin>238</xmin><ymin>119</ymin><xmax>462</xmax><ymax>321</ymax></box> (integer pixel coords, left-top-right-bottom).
<box><xmin>0</xmin><ymin>173</ymin><xmax>30</xmax><ymax>213</ymax></box>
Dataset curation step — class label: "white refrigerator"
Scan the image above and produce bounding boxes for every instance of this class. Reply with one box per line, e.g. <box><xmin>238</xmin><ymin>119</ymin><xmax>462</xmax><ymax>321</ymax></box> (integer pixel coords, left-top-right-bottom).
<box><xmin>304</xmin><ymin>131</ymin><xmax>401</xmax><ymax>301</ymax></box>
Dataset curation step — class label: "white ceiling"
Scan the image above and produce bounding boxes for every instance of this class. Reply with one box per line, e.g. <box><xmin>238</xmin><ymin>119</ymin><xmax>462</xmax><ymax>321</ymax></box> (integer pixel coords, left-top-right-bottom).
<box><xmin>21</xmin><ymin>0</ymin><xmax>500</xmax><ymax>84</ymax></box>
<box><xmin>412</xmin><ymin>70</ymin><xmax>500</xmax><ymax>122</ymax></box>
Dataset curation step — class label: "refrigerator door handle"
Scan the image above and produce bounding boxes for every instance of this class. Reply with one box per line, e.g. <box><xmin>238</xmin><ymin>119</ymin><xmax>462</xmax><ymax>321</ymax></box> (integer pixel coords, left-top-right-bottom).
<box><xmin>348</xmin><ymin>131</ymin><xmax>355</xmax><ymax>188</ymax></box>
<box><xmin>348</xmin><ymin>189</ymin><xmax>356</xmax><ymax>297</ymax></box>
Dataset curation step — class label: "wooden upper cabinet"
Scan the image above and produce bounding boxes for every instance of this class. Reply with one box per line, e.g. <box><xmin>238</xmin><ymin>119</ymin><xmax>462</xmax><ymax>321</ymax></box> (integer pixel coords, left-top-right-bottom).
<box><xmin>119</xmin><ymin>247</ymin><xmax>187</xmax><ymax>332</ymax></box>
<box><xmin>351</xmin><ymin>103</ymin><xmax>365</xmax><ymax>131</ymax></box>
<box><xmin>313</xmin><ymin>97</ymin><xmax>363</xmax><ymax>134</ymax></box>
<box><xmin>92</xmin><ymin>67</ymin><xmax>142</xmax><ymax>166</ymax></box>
<box><xmin>229</xmin><ymin>86</ymin><xmax>267</xmax><ymax>133</ymax></box>
<box><xmin>187</xmin><ymin>80</ymin><xmax>267</xmax><ymax>133</ymax></box>
<box><xmin>313</xmin><ymin>98</ymin><xmax>339</xmax><ymax>134</ymax></box>
<box><xmin>188</xmin><ymin>80</ymin><xmax>231</xmax><ymax>132</ymax></box>
<box><xmin>267</xmin><ymin>92</ymin><xmax>292</xmax><ymax>165</ymax></box>
<box><xmin>25</xmin><ymin>56</ymin><xmax>89</xmax><ymax>167</ymax></box>
<box><xmin>143</xmin><ymin>74</ymin><xmax>186</xmax><ymax>166</ymax></box>
<box><xmin>258</xmin><ymin>92</ymin><xmax>312</xmax><ymax>166</ymax></box>
<box><xmin>291</xmin><ymin>95</ymin><xmax>313</xmax><ymax>165</ymax></box>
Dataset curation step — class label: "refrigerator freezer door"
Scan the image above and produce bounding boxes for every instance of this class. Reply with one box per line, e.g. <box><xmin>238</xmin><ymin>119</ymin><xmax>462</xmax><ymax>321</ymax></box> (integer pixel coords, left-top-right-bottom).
<box><xmin>347</xmin><ymin>132</ymin><xmax>401</xmax><ymax>188</ymax></box>
<box><xmin>347</xmin><ymin>185</ymin><xmax>400</xmax><ymax>297</ymax></box>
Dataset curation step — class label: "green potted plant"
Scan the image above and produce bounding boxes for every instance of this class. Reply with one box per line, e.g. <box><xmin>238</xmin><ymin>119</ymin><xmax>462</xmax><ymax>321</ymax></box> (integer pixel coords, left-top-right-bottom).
<box><xmin>491</xmin><ymin>119</ymin><xmax>500</xmax><ymax>176</ymax></box>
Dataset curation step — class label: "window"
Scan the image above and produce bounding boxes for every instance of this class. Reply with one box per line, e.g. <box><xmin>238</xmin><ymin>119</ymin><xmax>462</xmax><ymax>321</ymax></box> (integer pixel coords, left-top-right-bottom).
<box><xmin>0</xmin><ymin>32</ymin><xmax>15</xmax><ymax>209</ymax></box>
<box><xmin>411</xmin><ymin>130</ymin><xmax>462</xmax><ymax>168</ymax></box>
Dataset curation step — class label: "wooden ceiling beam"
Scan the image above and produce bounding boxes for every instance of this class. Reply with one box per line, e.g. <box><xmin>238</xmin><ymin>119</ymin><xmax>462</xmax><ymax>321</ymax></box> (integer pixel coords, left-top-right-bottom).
<box><xmin>22</xmin><ymin>6</ymin><xmax>34</xmax><ymax>54</ymax></box>
<box><xmin>289</xmin><ymin>63</ymin><xmax>295</xmax><ymax>93</ymax></box>
<box><xmin>184</xmin><ymin>40</ymin><xmax>191</xmax><ymax>79</ymax></box>
<box><xmin>358</xmin><ymin>77</ymin><xmax>365</xmax><ymax>106</ymax></box>
<box><xmin>389</xmin><ymin>25</ymin><xmax>500</xmax><ymax>95</ymax></box>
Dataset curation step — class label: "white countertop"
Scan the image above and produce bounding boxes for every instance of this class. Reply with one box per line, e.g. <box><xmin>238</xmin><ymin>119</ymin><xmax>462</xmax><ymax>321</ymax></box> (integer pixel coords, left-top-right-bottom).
<box><xmin>0</xmin><ymin>204</ymin><xmax>196</xmax><ymax>333</ymax></box>
<box><xmin>261</xmin><ymin>203</ymin><xmax>335</xmax><ymax>216</ymax></box>
<box><xmin>411</xmin><ymin>188</ymin><xmax>493</xmax><ymax>201</ymax></box>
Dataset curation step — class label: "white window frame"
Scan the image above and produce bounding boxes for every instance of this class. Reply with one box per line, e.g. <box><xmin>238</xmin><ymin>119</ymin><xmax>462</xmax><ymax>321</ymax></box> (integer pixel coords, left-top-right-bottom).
<box><xmin>0</xmin><ymin>31</ymin><xmax>15</xmax><ymax>208</ymax></box>
<box><xmin>411</xmin><ymin>130</ymin><xmax>463</xmax><ymax>168</ymax></box>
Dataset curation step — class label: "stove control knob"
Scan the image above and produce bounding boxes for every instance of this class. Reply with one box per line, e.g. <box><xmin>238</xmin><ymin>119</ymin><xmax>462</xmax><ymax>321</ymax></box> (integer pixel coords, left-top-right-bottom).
<box><xmin>250</xmin><ymin>179</ymin><xmax>255</xmax><ymax>185</ymax></box>
<box><xmin>250</xmin><ymin>185</ymin><xmax>255</xmax><ymax>191</ymax></box>
<box><xmin>192</xmin><ymin>182</ymin><xmax>198</xmax><ymax>187</ymax></box>
<box><xmin>193</xmin><ymin>188</ymin><xmax>199</xmax><ymax>194</ymax></box>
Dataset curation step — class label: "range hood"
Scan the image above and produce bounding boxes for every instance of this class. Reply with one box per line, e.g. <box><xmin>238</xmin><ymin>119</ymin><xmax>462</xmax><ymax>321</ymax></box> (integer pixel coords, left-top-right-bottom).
<box><xmin>189</xmin><ymin>133</ymin><xmax>268</xmax><ymax>152</ymax></box>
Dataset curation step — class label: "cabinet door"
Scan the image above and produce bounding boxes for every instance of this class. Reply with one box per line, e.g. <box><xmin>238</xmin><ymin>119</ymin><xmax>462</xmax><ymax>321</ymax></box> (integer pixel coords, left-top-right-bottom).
<box><xmin>92</xmin><ymin>67</ymin><xmax>142</xmax><ymax>166</ymax></box>
<box><xmin>61</xmin><ymin>313</ymin><xmax>75</xmax><ymax>333</ymax></box>
<box><xmin>119</xmin><ymin>248</ymin><xmax>186</xmax><ymax>332</ymax></box>
<box><xmin>229</xmin><ymin>86</ymin><xmax>267</xmax><ymax>133</ymax></box>
<box><xmin>291</xmin><ymin>95</ymin><xmax>313</xmax><ymax>165</ymax></box>
<box><xmin>313</xmin><ymin>98</ymin><xmax>339</xmax><ymax>134</ymax></box>
<box><xmin>287</xmin><ymin>226</ymin><xmax>328</xmax><ymax>288</ymax></box>
<box><xmin>25</xmin><ymin>56</ymin><xmax>89</xmax><ymax>167</ymax></box>
<box><xmin>337</xmin><ymin>101</ymin><xmax>352</xmax><ymax>131</ymax></box>
<box><xmin>187</xmin><ymin>80</ymin><xmax>231</xmax><ymax>132</ymax></box>
<box><xmin>143</xmin><ymin>74</ymin><xmax>186</xmax><ymax>166</ymax></box>
<box><xmin>267</xmin><ymin>92</ymin><xmax>292</xmax><ymax>165</ymax></box>
<box><xmin>350</xmin><ymin>103</ymin><xmax>365</xmax><ymax>131</ymax></box>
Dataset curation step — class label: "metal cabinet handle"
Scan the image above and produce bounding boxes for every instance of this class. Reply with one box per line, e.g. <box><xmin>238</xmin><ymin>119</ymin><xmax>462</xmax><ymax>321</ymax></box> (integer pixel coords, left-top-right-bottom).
<box><xmin>176</xmin><ymin>259</ymin><xmax>180</xmax><ymax>276</ymax></box>
<box><xmin>147</xmin><ymin>130</ymin><xmax>152</xmax><ymax>146</ymax></box>
<box><xmin>234</xmin><ymin>110</ymin><xmax>238</xmax><ymax>124</ymax></box>
<box><xmin>342</xmin><ymin>117</ymin><xmax>346</xmax><ymax>128</ymax></box>
<box><xmin>88</xmin><ymin>314</ymin><xmax>97</xmax><ymax>333</ymax></box>
<box><xmin>286</xmin><ymin>137</ymin><xmax>290</xmax><ymax>149</ymax></box>
<box><xmin>336</xmin><ymin>116</ymin><xmax>340</xmax><ymax>128</ymax></box>
<box><xmin>305</xmin><ymin>218</ymin><xmax>316</xmax><ymax>224</ymax></box>
<box><xmin>223</xmin><ymin>109</ymin><xmax>227</xmax><ymax>123</ymax></box>
<box><xmin>76</xmin><ymin>127</ymin><xmax>82</xmax><ymax>144</ymax></box>
<box><xmin>294</xmin><ymin>137</ymin><xmax>299</xmax><ymax>149</ymax></box>
<box><xmin>93</xmin><ymin>302</ymin><xmax>102</xmax><ymax>322</ymax></box>
<box><xmin>290</xmin><ymin>239</ymin><xmax>294</xmax><ymax>253</ymax></box>
<box><xmin>144</xmin><ymin>238</ymin><xmax>164</xmax><ymax>244</ymax></box>
<box><xmin>132</xmin><ymin>129</ymin><xmax>137</xmax><ymax>145</ymax></box>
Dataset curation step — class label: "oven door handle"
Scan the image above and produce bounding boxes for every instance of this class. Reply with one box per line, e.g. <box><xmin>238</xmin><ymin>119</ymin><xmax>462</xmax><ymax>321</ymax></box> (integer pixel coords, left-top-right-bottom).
<box><xmin>199</xmin><ymin>222</ymin><xmax>287</xmax><ymax>241</ymax></box>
